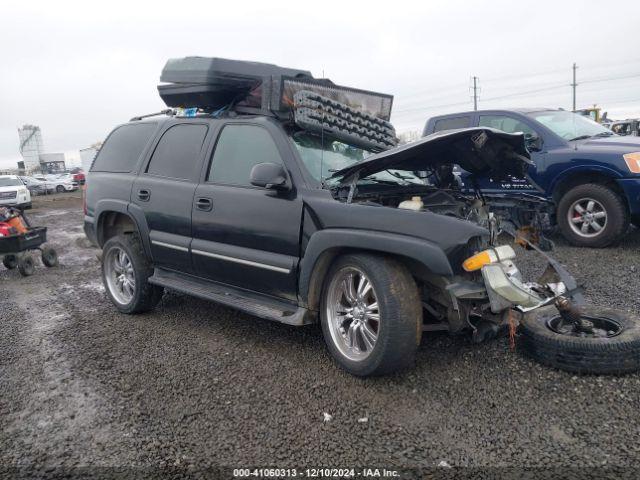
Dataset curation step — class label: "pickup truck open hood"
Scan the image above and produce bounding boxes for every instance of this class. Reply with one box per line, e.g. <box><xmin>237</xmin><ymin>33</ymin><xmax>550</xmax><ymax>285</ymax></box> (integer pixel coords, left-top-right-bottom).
<box><xmin>329</xmin><ymin>127</ymin><xmax>533</xmax><ymax>182</ymax></box>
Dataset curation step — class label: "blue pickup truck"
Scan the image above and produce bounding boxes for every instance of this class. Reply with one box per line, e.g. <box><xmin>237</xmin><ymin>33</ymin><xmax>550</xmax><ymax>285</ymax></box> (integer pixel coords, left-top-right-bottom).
<box><xmin>423</xmin><ymin>108</ymin><xmax>640</xmax><ymax>247</ymax></box>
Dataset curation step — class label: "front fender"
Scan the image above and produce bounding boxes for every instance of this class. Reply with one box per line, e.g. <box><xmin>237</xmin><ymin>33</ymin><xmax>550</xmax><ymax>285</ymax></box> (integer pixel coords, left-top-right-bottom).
<box><xmin>549</xmin><ymin>164</ymin><xmax>623</xmax><ymax>194</ymax></box>
<box><xmin>298</xmin><ymin>229</ymin><xmax>454</xmax><ymax>307</ymax></box>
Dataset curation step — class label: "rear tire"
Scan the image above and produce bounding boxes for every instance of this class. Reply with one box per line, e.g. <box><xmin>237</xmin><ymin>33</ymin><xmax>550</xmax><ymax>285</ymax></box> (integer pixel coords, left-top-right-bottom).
<box><xmin>557</xmin><ymin>183</ymin><xmax>628</xmax><ymax>248</ymax></box>
<box><xmin>320</xmin><ymin>253</ymin><xmax>422</xmax><ymax>376</ymax></box>
<box><xmin>519</xmin><ymin>305</ymin><xmax>640</xmax><ymax>374</ymax></box>
<box><xmin>101</xmin><ymin>234</ymin><xmax>163</xmax><ymax>314</ymax></box>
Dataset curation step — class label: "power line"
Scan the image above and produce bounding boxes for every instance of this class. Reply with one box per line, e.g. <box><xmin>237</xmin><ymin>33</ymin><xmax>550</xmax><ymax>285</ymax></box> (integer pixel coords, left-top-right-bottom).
<box><xmin>393</xmin><ymin>83</ymin><xmax>567</xmax><ymax>116</ymax></box>
<box><xmin>581</xmin><ymin>72</ymin><xmax>640</xmax><ymax>84</ymax></box>
<box><xmin>396</xmin><ymin>59</ymin><xmax>640</xmax><ymax>103</ymax></box>
<box><xmin>393</xmin><ymin>69</ymin><xmax>640</xmax><ymax>118</ymax></box>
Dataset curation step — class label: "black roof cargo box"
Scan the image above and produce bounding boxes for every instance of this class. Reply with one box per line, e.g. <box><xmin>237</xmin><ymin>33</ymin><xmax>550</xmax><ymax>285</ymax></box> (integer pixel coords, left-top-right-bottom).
<box><xmin>158</xmin><ymin>57</ymin><xmax>313</xmax><ymax>112</ymax></box>
<box><xmin>160</xmin><ymin>57</ymin><xmax>312</xmax><ymax>85</ymax></box>
<box><xmin>157</xmin><ymin>57</ymin><xmax>393</xmax><ymax>121</ymax></box>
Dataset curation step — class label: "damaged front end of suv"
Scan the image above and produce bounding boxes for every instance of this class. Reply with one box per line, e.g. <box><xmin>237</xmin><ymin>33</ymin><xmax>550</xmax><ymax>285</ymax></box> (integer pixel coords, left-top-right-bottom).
<box><xmin>324</xmin><ymin>127</ymin><xmax>584</xmax><ymax>342</ymax></box>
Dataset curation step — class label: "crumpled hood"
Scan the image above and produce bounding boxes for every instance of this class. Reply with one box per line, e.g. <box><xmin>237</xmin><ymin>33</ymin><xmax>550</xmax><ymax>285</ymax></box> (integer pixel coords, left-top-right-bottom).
<box><xmin>329</xmin><ymin>127</ymin><xmax>532</xmax><ymax>182</ymax></box>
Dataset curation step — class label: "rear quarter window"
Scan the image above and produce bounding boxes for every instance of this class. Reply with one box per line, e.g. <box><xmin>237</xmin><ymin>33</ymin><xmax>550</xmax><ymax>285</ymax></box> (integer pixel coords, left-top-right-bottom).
<box><xmin>433</xmin><ymin>116</ymin><xmax>471</xmax><ymax>132</ymax></box>
<box><xmin>91</xmin><ymin>123</ymin><xmax>157</xmax><ymax>173</ymax></box>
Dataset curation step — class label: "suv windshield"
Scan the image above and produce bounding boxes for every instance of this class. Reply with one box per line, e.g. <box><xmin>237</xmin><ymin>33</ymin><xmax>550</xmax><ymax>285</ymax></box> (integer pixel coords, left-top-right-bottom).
<box><xmin>290</xmin><ymin>132</ymin><xmax>371</xmax><ymax>181</ymax></box>
<box><xmin>0</xmin><ymin>177</ymin><xmax>23</xmax><ymax>187</ymax></box>
<box><xmin>528</xmin><ymin>110</ymin><xmax>613</xmax><ymax>141</ymax></box>
<box><xmin>290</xmin><ymin>132</ymin><xmax>422</xmax><ymax>185</ymax></box>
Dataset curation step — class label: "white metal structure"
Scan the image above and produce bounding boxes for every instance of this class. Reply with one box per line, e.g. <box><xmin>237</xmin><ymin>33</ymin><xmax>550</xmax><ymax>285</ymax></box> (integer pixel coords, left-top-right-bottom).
<box><xmin>18</xmin><ymin>125</ymin><xmax>44</xmax><ymax>170</ymax></box>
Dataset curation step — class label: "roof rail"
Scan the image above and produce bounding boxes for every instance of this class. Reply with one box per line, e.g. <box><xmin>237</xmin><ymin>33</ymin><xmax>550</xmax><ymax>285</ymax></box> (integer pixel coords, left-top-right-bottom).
<box><xmin>130</xmin><ymin>109</ymin><xmax>174</xmax><ymax>122</ymax></box>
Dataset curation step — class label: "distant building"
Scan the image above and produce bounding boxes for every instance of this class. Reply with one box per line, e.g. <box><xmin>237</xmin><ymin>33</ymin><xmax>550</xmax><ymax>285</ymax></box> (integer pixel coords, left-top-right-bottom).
<box><xmin>18</xmin><ymin>124</ymin><xmax>44</xmax><ymax>170</ymax></box>
<box><xmin>80</xmin><ymin>146</ymin><xmax>98</xmax><ymax>173</ymax></box>
<box><xmin>39</xmin><ymin>152</ymin><xmax>66</xmax><ymax>173</ymax></box>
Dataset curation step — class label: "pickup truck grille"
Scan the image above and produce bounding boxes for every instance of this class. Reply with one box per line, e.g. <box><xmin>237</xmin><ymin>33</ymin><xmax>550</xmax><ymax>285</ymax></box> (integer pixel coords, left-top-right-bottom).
<box><xmin>0</xmin><ymin>191</ymin><xmax>17</xmax><ymax>199</ymax></box>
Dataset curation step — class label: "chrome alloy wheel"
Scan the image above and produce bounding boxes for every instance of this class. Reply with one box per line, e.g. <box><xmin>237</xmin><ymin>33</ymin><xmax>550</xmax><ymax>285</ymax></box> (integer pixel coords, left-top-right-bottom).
<box><xmin>568</xmin><ymin>197</ymin><xmax>607</xmax><ymax>238</ymax></box>
<box><xmin>326</xmin><ymin>267</ymin><xmax>380</xmax><ymax>361</ymax></box>
<box><xmin>104</xmin><ymin>247</ymin><xmax>136</xmax><ymax>305</ymax></box>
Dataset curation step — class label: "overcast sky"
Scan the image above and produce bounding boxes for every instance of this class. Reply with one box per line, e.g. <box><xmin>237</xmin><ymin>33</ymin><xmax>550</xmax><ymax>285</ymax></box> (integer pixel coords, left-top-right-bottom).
<box><xmin>2</xmin><ymin>0</ymin><xmax>640</xmax><ymax>168</ymax></box>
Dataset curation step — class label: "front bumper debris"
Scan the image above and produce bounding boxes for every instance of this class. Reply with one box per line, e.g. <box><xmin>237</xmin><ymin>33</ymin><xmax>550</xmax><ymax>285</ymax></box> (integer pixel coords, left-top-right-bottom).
<box><xmin>479</xmin><ymin>226</ymin><xmax>583</xmax><ymax>314</ymax></box>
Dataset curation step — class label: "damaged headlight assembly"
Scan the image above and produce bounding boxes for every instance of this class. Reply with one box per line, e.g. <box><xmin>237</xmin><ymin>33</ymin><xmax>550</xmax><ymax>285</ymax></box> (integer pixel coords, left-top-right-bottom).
<box><xmin>463</xmin><ymin>244</ymin><xmax>566</xmax><ymax>313</ymax></box>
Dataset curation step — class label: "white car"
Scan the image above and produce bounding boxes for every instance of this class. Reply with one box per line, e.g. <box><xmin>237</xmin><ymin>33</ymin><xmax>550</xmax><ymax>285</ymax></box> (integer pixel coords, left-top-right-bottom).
<box><xmin>37</xmin><ymin>175</ymin><xmax>78</xmax><ymax>193</ymax></box>
<box><xmin>20</xmin><ymin>176</ymin><xmax>55</xmax><ymax>195</ymax></box>
<box><xmin>0</xmin><ymin>175</ymin><xmax>32</xmax><ymax>208</ymax></box>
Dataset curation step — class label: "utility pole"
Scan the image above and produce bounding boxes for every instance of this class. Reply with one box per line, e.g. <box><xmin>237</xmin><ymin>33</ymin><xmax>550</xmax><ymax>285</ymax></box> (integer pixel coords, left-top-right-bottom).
<box><xmin>571</xmin><ymin>63</ymin><xmax>578</xmax><ymax>112</ymax></box>
<box><xmin>472</xmin><ymin>76</ymin><xmax>479</xmax><ymax>111</ymax></box>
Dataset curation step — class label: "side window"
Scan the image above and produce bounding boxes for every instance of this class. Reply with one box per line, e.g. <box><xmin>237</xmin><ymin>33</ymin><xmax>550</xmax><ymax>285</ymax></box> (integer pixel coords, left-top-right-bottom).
<box><xmin>208</xmin><ymin>125</ymin><xmax>283</xmax><ymax>186</ymax></box>
<box><xmin>433</xmin><ymin>116</ymin><xmax>470</xmax><ymax>132</ymax></box>
<box><xmin>146</xmin><ymin>124</ymin><xmax>208</xmax><ymax>180</ymax></box>
<box><xmin>91</xmin><ymin>123</ymin><xmax>157</xmax><ymax>173</ymax></box>
<box><xmin>479</xmin><ymin>115</ymin><xmax>535</xmax><ymax>136</ymax></box>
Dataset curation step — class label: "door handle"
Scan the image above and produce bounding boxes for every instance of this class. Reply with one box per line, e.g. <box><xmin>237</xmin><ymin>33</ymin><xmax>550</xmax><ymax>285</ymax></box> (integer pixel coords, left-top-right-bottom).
<box><xmin>137</xmin><ymin>189</ymin><xmax>150</xmax><ymax>201</ymax></box>
<box><xmin>195</xmin><ymin>197</ymin><xmax>213</xmax><ymax>212</ymax></box>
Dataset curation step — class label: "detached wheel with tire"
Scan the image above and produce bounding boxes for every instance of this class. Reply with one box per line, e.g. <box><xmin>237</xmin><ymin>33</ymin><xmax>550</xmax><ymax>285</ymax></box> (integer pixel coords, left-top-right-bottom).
<box><xmin>101</xmin><ymin>234</ymin><xmax>163</xmax><ymax>314</ymax></box>
<box><xmin>557</xmin><ymin>183</ymin><xmax>628</xmax><ymax>247</ymax></box>
<box><xmin>320</xmin><ymin>253</ymin><xmax>422</xmax><ymax>376</ymax></box>
<box><xmin>519</xmin><ymin>305</ymin><xmax>640</xmax><ymax>374</ymax></box>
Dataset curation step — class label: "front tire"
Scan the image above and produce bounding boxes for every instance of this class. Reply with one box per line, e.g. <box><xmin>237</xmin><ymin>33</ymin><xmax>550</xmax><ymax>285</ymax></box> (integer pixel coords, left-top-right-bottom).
<box><xmin>101</xmin><ymin>234</ymin><xmax>163</xmax><ymax>314</ymax></box>
<box><xmin>320</xmin><ymin>253</ymin><xmax>422</xmax><ymax>376</ymax></box>
<box><xmin>56</xmin><ymin>185</ymin><xmax>65</xmax><ymax>193</ymax></box>
<box><xmin>557</xmin><ymin>183</ymin><xmax>628</xmax><ymax>247</ymax></box>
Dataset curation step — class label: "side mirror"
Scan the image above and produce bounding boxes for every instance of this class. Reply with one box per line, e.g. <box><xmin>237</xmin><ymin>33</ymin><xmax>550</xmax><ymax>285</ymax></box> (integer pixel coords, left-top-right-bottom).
<box><xmin>524</xmin><ymin>133</ymin><xmax>543</xmax><ymax>152</ymax></box>
<box><xmin>250</xmin><ymin>162</ymin><xmax>290</xmax><ymax>191</ymax></box>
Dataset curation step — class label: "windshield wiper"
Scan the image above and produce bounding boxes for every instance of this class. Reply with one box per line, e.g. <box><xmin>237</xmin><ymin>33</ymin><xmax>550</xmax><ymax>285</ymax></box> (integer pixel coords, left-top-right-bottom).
<box><xmin>568</xmin><ymin>135</ymin><xmax>592</xmax><ymax>141</ymax></box>
<box><xmin>361</xmin><ymin>176</ymin><xmax>401</xmax><ymax>185</ymax></box>
<box><xmin>384</xmin><ymin>170</ymin><xmax>422</xmax><ymax>185</ymax></box>
<box><xmin>592</xmin><ymin>131</ymin><xmax>614</xmax><ymax>137</ymax></box>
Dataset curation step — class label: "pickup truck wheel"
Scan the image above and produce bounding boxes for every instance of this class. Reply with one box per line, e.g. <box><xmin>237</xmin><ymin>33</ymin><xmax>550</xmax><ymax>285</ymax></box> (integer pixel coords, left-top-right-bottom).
<box><xmin>320</xmin><ymin>253</ymin><xmax>422</xmax><ymax>376</ymax></box>
<box><xmin>557</xmin><ymin>183</ymin><xmax>628</xmax><ymax>247</ymax></box>
<box><xmin>101</xmin><ymin>234</ymin><xmax>163</xmax><ymax>314</ymax></box>
<box><xmin>519</xmin><ymin>305</ymin><xmax>640</xmax><ymax>374</ymax></box>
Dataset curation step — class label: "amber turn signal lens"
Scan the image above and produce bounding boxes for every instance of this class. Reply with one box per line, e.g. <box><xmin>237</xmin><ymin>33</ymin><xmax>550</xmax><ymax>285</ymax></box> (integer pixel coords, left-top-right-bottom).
<box><xmin>623</xmin><ymin>152</ymin><xmax>640</xmax><ymax>174</ymax></box>
<box><xmin>462</xmin><ymin>250</ymin><xmax>497</xmax><ymax>272</ymax></box>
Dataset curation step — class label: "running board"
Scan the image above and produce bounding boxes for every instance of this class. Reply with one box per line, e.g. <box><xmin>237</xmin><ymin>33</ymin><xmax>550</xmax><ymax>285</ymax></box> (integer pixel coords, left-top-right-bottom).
<box><xmin>149</xmin><ymin>268</ymin><xmax>313</xmax><ymax>326</ymax></box>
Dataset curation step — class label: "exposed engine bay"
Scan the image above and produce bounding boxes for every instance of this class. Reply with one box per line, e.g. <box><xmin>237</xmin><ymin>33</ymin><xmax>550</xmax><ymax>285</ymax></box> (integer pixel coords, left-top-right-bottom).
<box><xmin>325</xmin><ymin>128</ymin><xmax>583</xmax><ymax>342</ymax></box>
<box><xmin>332</xmin><ymin>178</ymin><xmax>554</xmax><ymax>250</ymax></box>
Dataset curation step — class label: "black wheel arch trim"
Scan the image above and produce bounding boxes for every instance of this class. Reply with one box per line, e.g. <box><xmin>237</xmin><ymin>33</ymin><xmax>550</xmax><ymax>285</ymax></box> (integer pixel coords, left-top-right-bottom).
<box><xmin>298</xmin><ymin>229</ymin><xmax>453</xmax><ymax>309</ymax></box>
<box><xmin>92</xmin><ymin>200</ymin><xmax>152</xmax><ymax>259</ymax></box>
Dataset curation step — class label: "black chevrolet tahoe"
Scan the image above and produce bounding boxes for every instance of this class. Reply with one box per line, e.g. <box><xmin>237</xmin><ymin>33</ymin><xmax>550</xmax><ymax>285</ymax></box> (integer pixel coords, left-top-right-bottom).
<box><xmin>84</xmin><ymin>57</ymin><xmax>640</xmax><ymax>376</ymax></box>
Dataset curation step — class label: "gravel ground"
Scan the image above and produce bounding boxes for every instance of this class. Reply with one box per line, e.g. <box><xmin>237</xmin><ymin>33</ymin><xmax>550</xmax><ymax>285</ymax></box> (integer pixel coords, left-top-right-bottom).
<box><xmin>1</xmin><ymin>193</ymin><xmax>639</xmax><ymax>478</ymax></box>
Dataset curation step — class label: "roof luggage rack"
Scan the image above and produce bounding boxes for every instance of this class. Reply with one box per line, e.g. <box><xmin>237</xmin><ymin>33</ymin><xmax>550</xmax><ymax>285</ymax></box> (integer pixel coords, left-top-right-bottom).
<box><xmin>156</xmin><ymin>57</ymin><xmax>397</xmax><ymax>150</ymax></box>
<box><xmin>129</xmin><ymin>109</ymin><xmax>175</xmax><ymax>122</ymax></box>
